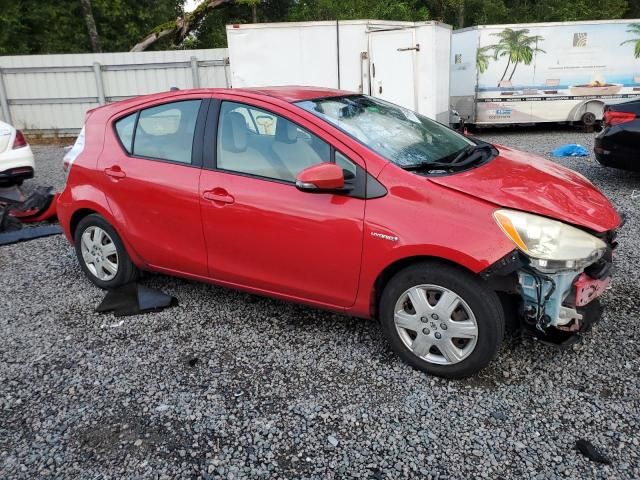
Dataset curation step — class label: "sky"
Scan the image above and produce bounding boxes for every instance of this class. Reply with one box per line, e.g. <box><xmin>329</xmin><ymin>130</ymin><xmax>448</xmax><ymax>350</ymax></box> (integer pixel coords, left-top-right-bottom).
<box><xmin>184</xmin><ymin>0</ymin><xmax>199</xmax><ymax>12</ymax></box>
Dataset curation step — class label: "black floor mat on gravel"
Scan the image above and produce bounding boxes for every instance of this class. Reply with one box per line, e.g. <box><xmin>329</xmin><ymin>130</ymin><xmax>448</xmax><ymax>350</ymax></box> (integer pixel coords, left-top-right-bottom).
<box><xmin>0</xmin><ymin>224</ymin><xmax>63</xmax><ymax>246</ymax></box>
<box><xmin>95</xmin><ymin>283</ymin><xmax>178</xmax><ymax>317</ymax></box>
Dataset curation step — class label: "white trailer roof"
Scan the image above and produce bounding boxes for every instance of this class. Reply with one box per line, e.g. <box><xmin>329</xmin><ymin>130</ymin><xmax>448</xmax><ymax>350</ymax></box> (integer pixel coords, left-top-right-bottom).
<box><xmin>226</xmin><ymin>20</ymin><xmax>451</xmax><ymax>31</ymax></box>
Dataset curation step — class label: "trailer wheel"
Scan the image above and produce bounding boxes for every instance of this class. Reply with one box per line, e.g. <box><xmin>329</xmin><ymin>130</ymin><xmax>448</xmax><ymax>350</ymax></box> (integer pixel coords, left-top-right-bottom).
<box><xmin>581</xmin><ymin>111</ymin><xmax>597</xmax><ymax>127</ymax></box>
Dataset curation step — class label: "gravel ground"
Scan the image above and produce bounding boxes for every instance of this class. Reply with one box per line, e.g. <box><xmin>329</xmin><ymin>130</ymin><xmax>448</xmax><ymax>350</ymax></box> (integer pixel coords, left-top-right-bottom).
<box><xmin>1</xmin><ymin>133</ymin><xmax>639</xmax><ymax>479</ymax></box>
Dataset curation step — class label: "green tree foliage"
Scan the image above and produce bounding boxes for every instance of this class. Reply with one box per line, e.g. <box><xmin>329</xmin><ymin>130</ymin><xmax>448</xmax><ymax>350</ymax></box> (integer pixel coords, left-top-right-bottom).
<box><xmin>187</xmin><ymin>0</ymin><xmax>297</xmax><ymax>49</ymax></box>
<box><xmin>0</xmin><ymin>0</ymin><xmax>178</xmax><ymax>54</ymax></box>
<box><xmin>0</xmin><ymin>0</ymin><xmax>87</xmax><ymax>54</ymax></box>
<box><xmin>0</xmin><ymin>0</ymin><xmax>638</xmax><ymax>54</ymax></box>
<box><xmin>287</xmin><ymin>0</ymin><xmax>429</xmax><ymax>22</ymax></box>
<box><xmin>507</xmin><ymin>0</ymin><xmax>628</xmax><ymax>22</ymax></box>
<box><xmin>92</xmin><ymin>0</ymin><xmax>180</xmax><ymax>52</ymax></box>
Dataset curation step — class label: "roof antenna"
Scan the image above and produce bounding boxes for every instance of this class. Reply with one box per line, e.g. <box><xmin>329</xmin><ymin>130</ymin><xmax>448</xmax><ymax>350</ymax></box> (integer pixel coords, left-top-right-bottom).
<box><xmin>169</xmin><ymin>86</ymin><xmax>180</xmax><ymax>91</ymax></box>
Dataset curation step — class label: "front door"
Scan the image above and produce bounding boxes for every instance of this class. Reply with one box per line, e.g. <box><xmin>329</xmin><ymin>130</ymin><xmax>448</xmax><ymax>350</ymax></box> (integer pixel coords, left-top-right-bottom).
<box><xmin>199</xmin><ymin>99</ymin><xmax>365</xmax><ymax>308</ymax></box>
<box><xmin>369</xmin><ymin>29</ymin><xmax>417</xmax><ymax>110</ymax></box>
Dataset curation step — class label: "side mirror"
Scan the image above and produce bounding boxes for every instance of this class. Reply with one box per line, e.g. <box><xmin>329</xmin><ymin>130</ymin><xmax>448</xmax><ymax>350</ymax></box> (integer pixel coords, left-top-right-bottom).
<box><xmin>295</xmin><ymin>163</ymin><xmax>345</xmax><ymax>192</ymax></box>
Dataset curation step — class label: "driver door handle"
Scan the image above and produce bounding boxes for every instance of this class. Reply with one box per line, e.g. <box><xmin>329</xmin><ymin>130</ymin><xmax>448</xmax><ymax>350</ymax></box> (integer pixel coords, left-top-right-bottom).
<box><xmin>203</xmin><ymin>188</ymin><xmax>235</xmax><ymax>204</ymax></box>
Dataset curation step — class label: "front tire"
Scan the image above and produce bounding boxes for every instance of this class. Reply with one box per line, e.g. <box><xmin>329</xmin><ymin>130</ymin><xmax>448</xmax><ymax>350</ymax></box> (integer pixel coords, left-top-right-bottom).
<box><xmin>74</xmin><ymin>214</ymin><xmax>138</xmax><ymax>289</ymax></box>
<box><xmin>379</xmin><ymin>262</ymin><xmax>504</xmax><ymax>379</ymax></box>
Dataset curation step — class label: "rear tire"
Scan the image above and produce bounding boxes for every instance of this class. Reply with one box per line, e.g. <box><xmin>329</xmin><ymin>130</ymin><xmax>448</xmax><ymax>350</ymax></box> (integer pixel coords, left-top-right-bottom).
<box><xmin>74</xmin><ymin>214</ymin><xmax>137</xmax><ymax>289</ymax></box>
<box><xmin>379</xmin><ymin>261</ymin><xmax>504</xmax><ymax>379</ymax></box>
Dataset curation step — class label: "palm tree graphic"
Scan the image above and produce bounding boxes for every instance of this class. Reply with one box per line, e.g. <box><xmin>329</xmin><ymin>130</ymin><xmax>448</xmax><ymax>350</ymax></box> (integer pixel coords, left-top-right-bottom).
<box><xmin>476</xmin><ymin>45</ymin><xmax>493</xmax><ymax>74</ymax></box>
<box><xmin>620</xmin><ymin>23</ymin><xmax>640</xmax><ymax>58</ymax></box>
<box><xmin>490</xmin><ymin>28</ymin><xmax>545</xmax><ymax>86</ymax></box>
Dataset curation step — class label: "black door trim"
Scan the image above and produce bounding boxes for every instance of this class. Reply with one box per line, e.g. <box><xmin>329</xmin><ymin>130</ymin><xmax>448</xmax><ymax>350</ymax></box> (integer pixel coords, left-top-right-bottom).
<box><xmin>202</xmin><ymin>99</ymin><xmax>222</xmax><ymax>170</ymax></box>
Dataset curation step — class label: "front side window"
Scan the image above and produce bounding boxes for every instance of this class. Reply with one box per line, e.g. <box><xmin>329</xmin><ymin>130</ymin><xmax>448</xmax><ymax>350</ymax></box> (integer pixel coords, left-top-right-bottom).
<box><xmin>131</xmin><ymin>100</ymin><xmax>201</xmax><ymax>164</ymax></box>
<box><xmin>216</xmin><ymin>101</ymin><xmax>330</xmax><ymax>182</ymax></box>
<box><xmin>296</xmin><ymin>95</ymin><xmax>475</xmax><ymax>168</ymax></box>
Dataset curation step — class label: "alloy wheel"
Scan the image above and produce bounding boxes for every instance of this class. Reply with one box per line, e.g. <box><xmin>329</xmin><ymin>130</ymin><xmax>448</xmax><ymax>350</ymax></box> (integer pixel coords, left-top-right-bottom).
<box><xmin>394</xmin><ymin>284</ymin><xmax>479</xmax><ymax>365</ymax></box>
<box><xmin>80</xmin><ymin>226</ymin><xmax>119</xmax><ymax>281</ymax></box>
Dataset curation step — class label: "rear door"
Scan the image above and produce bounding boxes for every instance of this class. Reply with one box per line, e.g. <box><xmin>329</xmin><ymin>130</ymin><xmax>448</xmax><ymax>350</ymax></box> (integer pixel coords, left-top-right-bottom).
<box><xmin>368</xmin><ymin>29</ymin><xmax>417</xmax><ymax>110</ymax></box>
<box><xmin>99</xmin><ymin>96</ymin><xmax>209</xmax><ymax>276</ymax></box>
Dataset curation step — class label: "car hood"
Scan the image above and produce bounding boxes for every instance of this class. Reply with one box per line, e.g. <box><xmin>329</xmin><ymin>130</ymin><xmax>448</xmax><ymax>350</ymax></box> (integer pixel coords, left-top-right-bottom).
<box><xmin>429</xmin><ymin>145</ymin><xmax>621</xmax><ymax>233</ymax></box>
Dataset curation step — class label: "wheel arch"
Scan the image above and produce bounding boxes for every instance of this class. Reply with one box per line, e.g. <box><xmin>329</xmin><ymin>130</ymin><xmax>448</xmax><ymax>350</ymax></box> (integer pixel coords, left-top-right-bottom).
<box><xmin>70</xmin><ymin>208</ymin><xmax>98</xmax><ymax>238</ymax></box>
<box><xmin>569</xmin><ymin>99</ymin><xmax>605</xmax><ymax>123</ymax></box>
<box><xmin>370</xmin><ymin>255</ymin><xmax>478</xmax><ymax>319</ymax></box>
<box><xmin>66</xmin><ymin>203</ymin><xmax>145</xmax><ymax>268</ymax></box>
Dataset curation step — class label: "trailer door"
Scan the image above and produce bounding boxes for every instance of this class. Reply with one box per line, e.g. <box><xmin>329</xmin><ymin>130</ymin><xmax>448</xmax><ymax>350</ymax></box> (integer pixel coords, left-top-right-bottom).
<box><xmin>368</xmin><ymin>29</ymin><xmax>417</xmax><ymax>110</ymax></box>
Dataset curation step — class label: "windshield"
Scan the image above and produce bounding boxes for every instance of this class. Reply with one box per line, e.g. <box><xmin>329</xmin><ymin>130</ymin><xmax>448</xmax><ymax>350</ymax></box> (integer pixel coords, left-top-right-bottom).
<box><xmin>296</xmin><ymin>95</ymin><xmax>476</xmax><ymax>168</ymax></box>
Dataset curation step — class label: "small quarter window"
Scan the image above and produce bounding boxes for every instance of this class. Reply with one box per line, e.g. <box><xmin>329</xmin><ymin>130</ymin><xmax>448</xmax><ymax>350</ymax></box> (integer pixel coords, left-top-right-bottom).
<box><xmin>335</xmin><ymin>150</ymin><xmax>357</xmax><ymax>180</ymax></box>
<box><xmin>115</xmin><ymin>112</ymin><xmax>136</xmax><ymax>153</ymax></box>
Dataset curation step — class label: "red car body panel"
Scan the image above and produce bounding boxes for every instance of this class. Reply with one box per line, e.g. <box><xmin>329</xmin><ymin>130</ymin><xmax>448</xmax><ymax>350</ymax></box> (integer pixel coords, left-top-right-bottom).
<box><xmin>94</xmin><ymin>92</ymin><xmax>210</xmax><ymax>276</ymax></box>
<box><xmin>57</xmin><ymin>87</ymin><xmax>621</xmax><ymax>319</ymax></box>
<box><xmin>430</xmin><ymin>144</ymin><xmax>621</xmax><ymax>233</ymax></box>
<box><xmin>351</xmin><ymin>163</ymin><xmax>517</xmax><ymax>316</ymax></box>
<box><xmin>199</xmin><ymin>169</ymin><xmax>365</xmax><ymax>308</ymax></box>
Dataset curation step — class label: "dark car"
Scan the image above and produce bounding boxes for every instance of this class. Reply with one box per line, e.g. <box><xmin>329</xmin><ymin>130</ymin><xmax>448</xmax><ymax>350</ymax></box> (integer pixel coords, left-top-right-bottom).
<box><xmin>595</xmin><ymin>99</ymin><xmax>640</xmax><ymax>171</ymax></box>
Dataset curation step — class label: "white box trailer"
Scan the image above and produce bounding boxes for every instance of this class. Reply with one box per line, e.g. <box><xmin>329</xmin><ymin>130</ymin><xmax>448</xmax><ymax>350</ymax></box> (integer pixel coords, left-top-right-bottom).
<box><xmin>450</xmin><ymin>19</ymin><xmax>640</xmax><ymax>126</ymax></box>
<box><xmin>226</xmin><ymin>20</ymin><xmax>452</xmax><ymax>122</ymax></box>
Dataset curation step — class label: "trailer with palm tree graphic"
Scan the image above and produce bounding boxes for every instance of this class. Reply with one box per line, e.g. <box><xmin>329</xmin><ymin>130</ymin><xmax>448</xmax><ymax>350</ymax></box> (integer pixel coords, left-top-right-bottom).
<box><xmin>451</xmin><ymin>19</ymin><xmax>640</xmax><ymax>126</ymax></box>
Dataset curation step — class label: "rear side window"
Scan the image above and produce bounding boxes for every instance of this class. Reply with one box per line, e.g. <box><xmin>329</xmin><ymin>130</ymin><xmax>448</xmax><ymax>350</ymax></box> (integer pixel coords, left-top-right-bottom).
<box><xmin>115</xmin><ymin>113</ymin><xmax>136</xmax><ymax>153</ymax></box>
<box><xmin>115</xmin><ymin>100</ymin><xmax>202</xmax><ymax>164</ymax></box>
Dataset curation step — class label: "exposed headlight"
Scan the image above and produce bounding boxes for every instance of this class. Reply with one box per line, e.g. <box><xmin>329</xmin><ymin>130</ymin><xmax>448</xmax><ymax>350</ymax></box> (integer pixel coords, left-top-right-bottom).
<box><xmin>493</xmin><ymin>209</ymin><xmax>606</xmax><ymax>273</ymax></box>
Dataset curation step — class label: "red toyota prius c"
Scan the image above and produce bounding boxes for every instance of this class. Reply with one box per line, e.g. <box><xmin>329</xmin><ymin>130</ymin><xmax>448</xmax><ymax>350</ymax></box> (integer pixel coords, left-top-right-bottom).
<box><xmin>58</xmin><ymin>86</ymin><xmax>622</xmax><ymax>378</ymax></box>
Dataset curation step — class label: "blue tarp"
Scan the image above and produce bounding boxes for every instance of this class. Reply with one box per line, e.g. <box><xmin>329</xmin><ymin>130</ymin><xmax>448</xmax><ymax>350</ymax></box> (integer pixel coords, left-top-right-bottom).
<box><xmin>551</xmin><ymin>144</ymin><xmax>589</xmax><ymax>157</ymax></box>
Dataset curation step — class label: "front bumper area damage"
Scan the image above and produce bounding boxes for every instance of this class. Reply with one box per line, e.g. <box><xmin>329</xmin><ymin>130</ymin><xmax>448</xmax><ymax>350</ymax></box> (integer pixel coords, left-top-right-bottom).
<box><xmin>482</xmin><ymin>230</ymin><xmax>617</xmax><ymax>346</ymax></box>
<box><xmin>517</xmin><ymin>269</ymin><xmax>607</xmax><ymax>333</ymax></box>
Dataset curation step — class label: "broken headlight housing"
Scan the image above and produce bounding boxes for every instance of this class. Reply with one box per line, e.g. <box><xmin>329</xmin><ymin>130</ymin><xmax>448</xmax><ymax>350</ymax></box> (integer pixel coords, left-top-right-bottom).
<box><xmin>493</xmin><ymin>209</ymin><xmax>606</xmax><ymax>273</ymax></box>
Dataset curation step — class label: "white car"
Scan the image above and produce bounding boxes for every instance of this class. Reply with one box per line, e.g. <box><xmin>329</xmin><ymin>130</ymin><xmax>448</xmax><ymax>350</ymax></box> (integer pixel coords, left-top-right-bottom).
<box><xmin>0</xmin><ymin>120</ymin><xmax>35</xmax><ymax>186</ymax></box>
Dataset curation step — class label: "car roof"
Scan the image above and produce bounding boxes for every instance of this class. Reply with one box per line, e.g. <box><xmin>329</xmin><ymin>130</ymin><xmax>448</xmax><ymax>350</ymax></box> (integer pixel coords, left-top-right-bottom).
<box><xmin>88</xmin><ymin>86</ymin><xmax>355</xmax><ymax>120</ymax></box>
<box><xmin>232</xmin><ymin>86</ymin><xmax>355</xmax><ymax>102</ymax></box>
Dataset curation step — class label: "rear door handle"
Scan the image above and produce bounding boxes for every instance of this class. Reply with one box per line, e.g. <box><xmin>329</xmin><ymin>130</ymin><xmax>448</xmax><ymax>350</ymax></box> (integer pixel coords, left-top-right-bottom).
<box><xmin>202</xmin><ymin>189</ymin><xmax>235</xmax><ymax>204</ymax></box>
<box><xmin>104</xmin><ymin>166</ymin><xmax>126</xmax><ymax>179</ymax></box>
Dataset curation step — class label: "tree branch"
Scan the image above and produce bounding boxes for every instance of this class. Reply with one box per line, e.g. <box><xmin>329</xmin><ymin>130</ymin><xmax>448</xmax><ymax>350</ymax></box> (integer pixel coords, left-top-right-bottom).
<box><xmin>130</xmin><ymin>0</ymin><xmax>232</xmax><ymax>52</ymax></box>
<box><xmin>80</xmin><ymin>0</ymin><xmax>102</xmax><ymax>53</ymax></box>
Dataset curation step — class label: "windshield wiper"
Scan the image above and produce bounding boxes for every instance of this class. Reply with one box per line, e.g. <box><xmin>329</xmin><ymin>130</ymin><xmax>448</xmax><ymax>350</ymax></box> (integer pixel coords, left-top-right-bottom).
<box><xmin>402</xmin><ymin>143</ymin><xmax>494</xmax><ymax>172</ymax></box>
<box><xmin>451</xmin><ymin>143</ymin><xmax>494</xmax><ymax>164</ymax></box>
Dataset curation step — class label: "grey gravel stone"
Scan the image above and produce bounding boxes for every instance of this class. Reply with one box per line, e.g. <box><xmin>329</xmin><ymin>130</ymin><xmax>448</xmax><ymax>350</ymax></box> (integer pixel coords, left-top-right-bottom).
<box><xmin>1</xmin><ymin>134</ymin><xmax>639</xmax><ymax>479</ymax></box>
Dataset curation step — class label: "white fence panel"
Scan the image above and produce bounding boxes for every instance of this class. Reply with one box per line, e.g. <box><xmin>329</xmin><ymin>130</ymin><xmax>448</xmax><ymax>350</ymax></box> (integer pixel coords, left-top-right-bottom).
<box><xmin>0</xmin><ymin>48</ymin><xmax>229</xmax><ymax>134</ymax></box>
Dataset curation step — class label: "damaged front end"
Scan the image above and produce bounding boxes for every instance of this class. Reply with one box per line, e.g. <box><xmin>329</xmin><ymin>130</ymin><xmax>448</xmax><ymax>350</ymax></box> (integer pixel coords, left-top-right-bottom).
<box><xmin>484</xmin><ymin>210</ymin><xmax>620</xmax><ymax>346</ymax></box>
